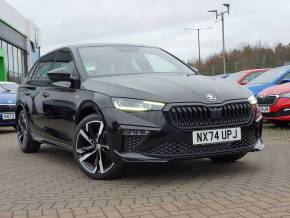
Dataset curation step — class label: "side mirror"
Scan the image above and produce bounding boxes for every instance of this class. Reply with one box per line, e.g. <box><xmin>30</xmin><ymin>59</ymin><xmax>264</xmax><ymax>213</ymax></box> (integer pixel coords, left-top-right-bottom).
<box><xmin>278</xmin><ymin>79</ymin><xmax>290</xmax><ymax>85</ymax></box>
<box><xmin>47</xmin><ymin>68</ymin><xmax>72</xmax><ymax>82</ymax></box>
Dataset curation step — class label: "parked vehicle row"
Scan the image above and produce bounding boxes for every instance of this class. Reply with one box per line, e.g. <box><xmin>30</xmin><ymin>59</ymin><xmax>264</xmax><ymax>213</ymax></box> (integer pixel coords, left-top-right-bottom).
<box><xmin>215</xmin><ymin>66</ymin><xmax>290</xmax><ymax>126</ymax></box>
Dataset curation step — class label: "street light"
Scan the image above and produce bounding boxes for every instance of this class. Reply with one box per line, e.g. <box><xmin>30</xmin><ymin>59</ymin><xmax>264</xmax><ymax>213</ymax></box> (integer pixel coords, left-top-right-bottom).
<box><xmin>208</xmin><ymin>3</ymin><xmax>230</xmax><ymax>74</ymax></box>
<box><xmin>184</xmin><ymin>26</ymin><xmax>212</xmax><ymax>68</ymax></box>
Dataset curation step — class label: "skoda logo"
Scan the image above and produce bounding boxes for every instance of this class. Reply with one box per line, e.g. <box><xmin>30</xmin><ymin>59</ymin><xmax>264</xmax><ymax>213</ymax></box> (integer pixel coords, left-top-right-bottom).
<box><xmin>206</xmin><ymin>94</ymin><xmax>217</xmax><ymax>102</ymax></box>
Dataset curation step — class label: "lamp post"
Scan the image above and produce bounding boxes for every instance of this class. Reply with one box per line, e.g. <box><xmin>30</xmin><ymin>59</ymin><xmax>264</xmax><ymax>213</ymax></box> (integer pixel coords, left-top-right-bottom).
<box><xmin>208</xmin><ymin>3</ymin><xmax>230</xmax><ymax>74</ymax></box>
<box><xmin>184</xmin><ymin>27</ymin><xmax>212</xmax><ymax>68</ymax></box>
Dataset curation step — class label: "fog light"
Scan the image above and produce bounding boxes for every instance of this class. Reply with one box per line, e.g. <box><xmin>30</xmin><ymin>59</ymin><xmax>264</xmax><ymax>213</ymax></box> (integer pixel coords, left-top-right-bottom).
<box><xmin>123</xmin><ymin>129</ymin><xmax>150</xmax><ymax>136</ymax></box>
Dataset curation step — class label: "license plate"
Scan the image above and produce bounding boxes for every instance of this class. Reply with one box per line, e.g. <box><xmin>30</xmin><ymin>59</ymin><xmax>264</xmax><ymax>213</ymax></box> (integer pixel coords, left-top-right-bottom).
<box><xmin>260</xmin><ymin>106</ymin><xmax>270</xmax><ymax>113</ymax></box>
<box><xmin>192</xmin><ymin>127</ymin><xmax>241</xmax><ymax>145</ymax></box>
<box><xmin>2</xmin><ymin>113</ymin><xmax>15</xmax><ymax>120</ymax></box>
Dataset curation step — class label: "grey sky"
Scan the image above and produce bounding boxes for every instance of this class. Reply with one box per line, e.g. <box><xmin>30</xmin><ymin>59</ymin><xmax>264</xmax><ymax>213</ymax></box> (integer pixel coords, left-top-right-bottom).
<box><xmin>7</xmin><ymin>0</ymin><xmax>290</xmax><ymax>62</ymax></box>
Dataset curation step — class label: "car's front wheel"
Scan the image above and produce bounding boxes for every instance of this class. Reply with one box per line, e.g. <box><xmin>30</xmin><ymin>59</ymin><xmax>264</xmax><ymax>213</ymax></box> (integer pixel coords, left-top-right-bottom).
<box><xmin>210</xmin><ymin>153</ymin><xmax>247</xmax><ymax>163</ymax></box>
<box><xmin>73</xmin><ymin>114</ymin><xmax>123</xmax><ymax>179</ymax></box>
<box><xmin>17</xmin><ymin>109</ymin><xmax>41</xmax><ymax>153</ymax></box>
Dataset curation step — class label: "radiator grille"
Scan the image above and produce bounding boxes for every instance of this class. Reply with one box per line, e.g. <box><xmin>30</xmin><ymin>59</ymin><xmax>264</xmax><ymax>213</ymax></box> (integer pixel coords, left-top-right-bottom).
<box><xmin>0</xmin><ymin>104</ymin><xmax>16</xmax><ymax>112</ymax></box>
<box><xmin>167</xmin><ymin>102</ymin><xmax>252</xmax><ymax>129</ymax></box>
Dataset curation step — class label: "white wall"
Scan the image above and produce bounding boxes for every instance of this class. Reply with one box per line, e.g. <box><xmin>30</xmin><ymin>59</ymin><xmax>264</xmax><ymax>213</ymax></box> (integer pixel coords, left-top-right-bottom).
<box><xmin>0</xmin><ymin>0</ymin><xmax>27</xmax><ymax>35</ymax></box>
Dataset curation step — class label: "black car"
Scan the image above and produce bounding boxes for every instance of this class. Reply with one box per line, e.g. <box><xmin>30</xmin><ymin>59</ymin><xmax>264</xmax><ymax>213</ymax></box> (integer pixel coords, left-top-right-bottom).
<box><xmin>16</xmin><ymin>44</ymin><xmax>264</xmax><ymax>179</ymax></box>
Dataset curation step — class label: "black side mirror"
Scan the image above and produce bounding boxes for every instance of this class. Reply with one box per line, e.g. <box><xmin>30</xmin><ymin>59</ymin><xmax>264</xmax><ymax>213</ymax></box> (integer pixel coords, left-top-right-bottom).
<box><xmin>47</xmin><ymin>68</ymin><xmax>72</xmax><ymax>82</ymax></box>
<box><xmin>278</xmin><ymin>79</ymin><xmax>290</xmax><ymax>85</ymax></box>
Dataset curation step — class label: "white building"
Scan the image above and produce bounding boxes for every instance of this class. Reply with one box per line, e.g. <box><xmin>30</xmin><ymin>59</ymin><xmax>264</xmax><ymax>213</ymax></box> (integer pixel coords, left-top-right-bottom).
<box><xmin>0</xmin><ymin>0</ymin><xmax>41</xmax><ymax>82</ymax></box>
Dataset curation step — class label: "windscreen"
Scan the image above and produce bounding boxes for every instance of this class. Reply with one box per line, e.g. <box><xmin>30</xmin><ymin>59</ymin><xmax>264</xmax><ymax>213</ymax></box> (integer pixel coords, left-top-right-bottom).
<box><xmin>226</xmin><ymin>71</ymin><xmax>248</xmax><ymax>82</ymax></box>
<box><xmin>0</xmin><ymin>83</ymin><xmax>18</xmax><ymax>94</ymax></box>
<box><xmin>242</xmin><ymin>71</ymin><xmax>267</xmax><ymax>83</ymax></box>
<box><xmin>0</xmin><ymin>86</ymin><xmax>7</xmax><ymax>94</ymax></box>
<box><xmin>78</xmin><ymin>46</ymin><xmax>195</xmax><ymax>77</ymax></box>
<box><xmin>248</xmin><ymin>67</ymin><xmax>288</xmax><ymax>84</ymax></box>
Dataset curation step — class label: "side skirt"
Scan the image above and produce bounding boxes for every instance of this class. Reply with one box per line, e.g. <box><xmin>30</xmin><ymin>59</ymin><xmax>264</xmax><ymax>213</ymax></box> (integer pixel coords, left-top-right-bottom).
<box><xmin>31</xmin><ymin>133</ymin><xmax>73</xmax><ymax>152</ymax></box>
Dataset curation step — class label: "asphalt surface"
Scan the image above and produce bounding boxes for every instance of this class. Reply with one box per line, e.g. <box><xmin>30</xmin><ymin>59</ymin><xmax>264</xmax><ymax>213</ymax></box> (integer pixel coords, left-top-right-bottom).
<box><xmin>0</xmin><ymin>124</ymin><xmax>289</xmax><ymax>218</ymax></box>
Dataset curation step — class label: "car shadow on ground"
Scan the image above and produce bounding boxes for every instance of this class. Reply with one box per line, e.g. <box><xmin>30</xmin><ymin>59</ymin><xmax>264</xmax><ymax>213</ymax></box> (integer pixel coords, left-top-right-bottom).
<box><xmin>263</xmin><ymin>122</ymin><xmax>290</xmax><ymax>130</ymax></box>
<box><xmin>37</xmin><ymin>145</ymin><xmax>259</xmax><ymax>181</ymax></box>
<box><xmin>123</xmin><ymin>159</ymin><xmax>259</xmax><ymax>181</ymax></box>
<box><xmin>0</xmin><ymin>127</ymin><xmax>16</xmax><ymax>134</ymax></box>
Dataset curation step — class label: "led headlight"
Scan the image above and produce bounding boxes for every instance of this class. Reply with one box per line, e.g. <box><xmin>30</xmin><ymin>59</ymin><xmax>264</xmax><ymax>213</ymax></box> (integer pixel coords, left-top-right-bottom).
<box><xmin>112</xmin><ymin>98</ymin><xmax>165</xmax><ymax>112</ymax></box>
<box><xmin>248</xmin><ymin>94</ymin><xmax>258</xmax><ymax>105</ymax></box>
<box><xmin>280</xmin><ymin>92</ymin><xmax>290</xmax><ymax>98</ymax></box>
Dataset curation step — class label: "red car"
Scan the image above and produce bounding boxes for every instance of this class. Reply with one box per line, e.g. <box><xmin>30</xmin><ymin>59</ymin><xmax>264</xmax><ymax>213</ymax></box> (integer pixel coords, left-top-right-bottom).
<box><xmin>226</xmin><ymin>69</ymin><xmax>270</xmax><ymax>85</ymax></box>
<box><xmin>257</xmin><ymin>82</ymin><xmax>290</xmax><ymax>127</ymax></box>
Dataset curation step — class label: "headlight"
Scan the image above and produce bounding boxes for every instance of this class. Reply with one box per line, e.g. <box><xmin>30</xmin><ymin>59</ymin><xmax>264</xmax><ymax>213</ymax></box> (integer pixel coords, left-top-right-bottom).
<box><xmin>248</xmin><ymin>94</ymin><xmax>262</xmax><ymax>121</ymax></box>
<box><xmin>112</xmin><ymin>98</ymin><xmax>165</xmax><ymax>112</ymax></box>
<box><xmin>248</xmin><ymin>95</ymin><xmax>257</xmax><ymax>105</ymax></box>
<box><xmin>280</xmin><ymin>92</ymin><xmax>290</xmax><ymax>98</ymax></box>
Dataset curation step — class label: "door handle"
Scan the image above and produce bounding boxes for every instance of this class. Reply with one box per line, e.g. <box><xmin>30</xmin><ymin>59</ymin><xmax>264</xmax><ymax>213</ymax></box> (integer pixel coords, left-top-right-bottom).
<box><xmin>42</xmin><ymin>92</ymin><xmax>50</xmax><ymax>98</ymax></box>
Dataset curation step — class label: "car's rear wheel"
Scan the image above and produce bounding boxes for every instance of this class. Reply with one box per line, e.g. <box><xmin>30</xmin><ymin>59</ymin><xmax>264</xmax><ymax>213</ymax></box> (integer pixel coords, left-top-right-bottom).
<box><xmin>17</xmin><ymin>109</ymin><xmax>41</xmax><ymax>153</ymax></box>
<box><xmin>272</xmin><ymin>121</ymin><xmax>289</xmax><ymax>128</ymax></box>
<box><xmin>210</xmin><ymin>152</ymin><xmax>247</xmax><ymax>163</ymax></box>
<box><xmin>73</xmin><ymin>114</ymin><xmax>123</xmax><ymax>179</ymax></box>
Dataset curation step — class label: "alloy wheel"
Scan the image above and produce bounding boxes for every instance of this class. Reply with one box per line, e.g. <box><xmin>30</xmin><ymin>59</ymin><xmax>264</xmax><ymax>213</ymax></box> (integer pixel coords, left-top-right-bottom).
<box><xmin>76</xmin><ymin>120</ymin><xmax>114</xmax><ymax>174</ymax></box>
<box><xmin>17</xmin><ymin>112</ymin><xmax>28</xmax><ymax>149</ymax></box>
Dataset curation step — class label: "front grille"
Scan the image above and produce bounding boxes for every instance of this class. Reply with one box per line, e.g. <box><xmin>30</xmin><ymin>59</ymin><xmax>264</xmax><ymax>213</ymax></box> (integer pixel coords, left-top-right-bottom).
<box><xmin>146</xmin><ymin>131</ymin><xmax>257</xmax><ymax>156</ymax></box>
<box><xmin>257</xmin><ymin>95</ymin><xmax>277</xmax><ymax>105</ymax></box>
<box><xmin>0</xmin><ymin>104</ymin><xmax>15</xmax><ymax>112</ymax></box>
<box><xmin>167</xmin><ymin>102</ymin><xmax>252</xmax><ymax>129</ymax></box>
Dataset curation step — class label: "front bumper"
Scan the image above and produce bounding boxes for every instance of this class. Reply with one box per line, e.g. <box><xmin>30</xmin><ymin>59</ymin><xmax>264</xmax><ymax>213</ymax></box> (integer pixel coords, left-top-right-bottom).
<box><xmin>102</xmin><ymin>108</ymin><xmax>264</xmax><ymax>163</ymax></box>
<box><xmin>114</xmin><ymin>138</ymin><xmax>265</xmax><ymax>163</ymax></box>
<box><xmin>0</xmin><ymin>113</ymin><xmax>16</xmax><ymax>127</ymax></box>
<box><xmin>260</xmin><ymin>98</ymin><xmax>290</xmax><ymax>121</ymax></box>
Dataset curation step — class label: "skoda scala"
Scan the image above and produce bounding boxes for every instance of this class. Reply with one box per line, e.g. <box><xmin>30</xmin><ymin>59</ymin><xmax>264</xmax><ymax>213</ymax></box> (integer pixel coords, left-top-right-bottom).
<box><xmin>257</xmin><ymin>82</ymin><xmax>290</xmax><ymax>127</ymax></box>
<box><xmin>16</xmin><ymin>44</ymin><xmax>264</xmax><ymax>179</ymax></box>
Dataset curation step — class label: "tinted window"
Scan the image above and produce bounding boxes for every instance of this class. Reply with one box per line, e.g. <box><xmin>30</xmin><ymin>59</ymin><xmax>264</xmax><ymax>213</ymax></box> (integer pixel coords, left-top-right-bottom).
<box><xmin>78</xmin><ymin>46</ymin><xmax>195</xmax><ymax>77</ymax></box>
<box><xmin>248</xmin><ymin>66</ymin><xmax>289</xmax><ymax>84</ymax></box>
<box><xmin>282</xmin><ymin>72</ymin><xmax>290</xmax><ymax>80</ymax></box>
<box><xmin>33</xmin><ymin>53</ymin><xmax>56</xmax><ymax>80</ymax></box>
<box><xmin>226</xmin><ymin>71</ymin><xmax>248</xmax><ymax>82</ymax></box>
<box><xmin>27</xmin><ymin>61</ymin><xmax>39</xmax><ymax>79</ymax></box>
<box><xmin>52</xmin><ymin>50</ymin><xmax>75</xmax><ymax>74</ymax></box>
<box><xmin>242</xmin><ymin>71</ymin><xmax>267</xmax><ymax>83</ymax></box>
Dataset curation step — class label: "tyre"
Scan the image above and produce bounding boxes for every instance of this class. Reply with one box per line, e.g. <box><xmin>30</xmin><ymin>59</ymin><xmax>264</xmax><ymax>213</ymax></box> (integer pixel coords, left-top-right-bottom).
<box><xmin>73</xmin><ymin>114</ymin><xmax>123</xmax><ymax>179</ymax></box>
<box><xmin>272</xmin><ymin>121</ymin><xmax>289</xmax><ymax>128</ymax></box>
<box><xmin>210</xmin><ymin>153</ymin><xmax>247</xmax><ymax>163</ymax></box>
<box><xmin>17</xmin><ymin>109</ymin><xmax>41</xmax><ymax>153</ymax></box>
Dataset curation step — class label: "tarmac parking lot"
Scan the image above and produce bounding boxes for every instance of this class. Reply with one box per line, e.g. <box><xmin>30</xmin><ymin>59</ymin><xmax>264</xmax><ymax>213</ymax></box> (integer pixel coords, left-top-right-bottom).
<box><xmin>0</xmin><ymin>124</ymin><xmax>289</xmax><ymax>218</ymax></box>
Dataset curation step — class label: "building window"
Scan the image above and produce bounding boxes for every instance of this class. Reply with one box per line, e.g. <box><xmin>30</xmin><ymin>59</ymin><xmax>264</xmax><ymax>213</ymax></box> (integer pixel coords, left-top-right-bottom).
<box><xmin>0</xmin><ymin>39</ymin><xmax>27</xmax><ymax>82</ymax></box>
